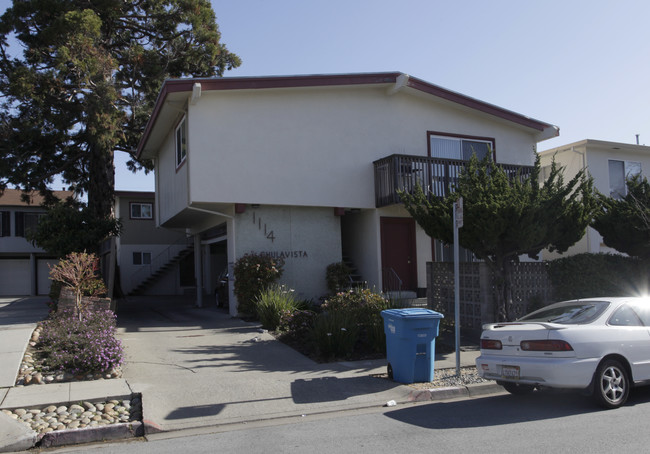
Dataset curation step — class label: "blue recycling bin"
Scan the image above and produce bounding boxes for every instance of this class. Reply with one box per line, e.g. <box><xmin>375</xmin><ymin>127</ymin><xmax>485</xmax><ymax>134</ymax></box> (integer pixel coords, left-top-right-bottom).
<box><xmin>381</xmin><ymin>308</ymin><xmax>444</xmax><ymax>384</ymax></box>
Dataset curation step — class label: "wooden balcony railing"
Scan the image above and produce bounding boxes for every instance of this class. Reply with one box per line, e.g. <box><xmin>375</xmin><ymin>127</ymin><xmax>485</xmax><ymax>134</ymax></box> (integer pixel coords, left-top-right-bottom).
<box><xmin>373</xmin><ymin>154</ymin><xmax>534</xmax><ymax>207</ymax></box>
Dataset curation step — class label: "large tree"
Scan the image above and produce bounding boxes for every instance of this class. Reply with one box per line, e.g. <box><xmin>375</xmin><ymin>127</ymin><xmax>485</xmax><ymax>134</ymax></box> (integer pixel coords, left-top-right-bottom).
<box><xmin>592</xmin><ymin>174</ymin><xmax>650</xmax><ymax>260</ymax></box>
<box><xmin>0</xmin><ymin>0</ymin><xmax>240</xmax><ymax>222</ymax></box>
<box><xmin>400</xmin><ymin>155</ymin><xmax>596</xmax><ymax>321</ymax></box>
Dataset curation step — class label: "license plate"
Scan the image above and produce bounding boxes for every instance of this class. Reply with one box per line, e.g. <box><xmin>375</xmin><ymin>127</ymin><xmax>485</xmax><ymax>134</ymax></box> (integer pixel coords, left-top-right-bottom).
<box><xmin>501</xmin><ymin>365</ymin><xmax>520</xmax><ymax>379</ymax></box>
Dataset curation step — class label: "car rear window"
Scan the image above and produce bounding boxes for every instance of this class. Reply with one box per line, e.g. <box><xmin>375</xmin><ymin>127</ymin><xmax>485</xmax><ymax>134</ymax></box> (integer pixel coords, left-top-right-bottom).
<box><xmin>519</xmin><ymin>301</ymin><xmax>610</xmax><ymax>324</ymax></box>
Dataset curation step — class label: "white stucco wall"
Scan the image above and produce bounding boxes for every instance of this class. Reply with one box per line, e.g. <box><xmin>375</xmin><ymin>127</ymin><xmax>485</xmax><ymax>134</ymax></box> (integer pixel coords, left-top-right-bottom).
<box><xmin>119</xmin><ymin>244</ymin><xmax>186</xmax><ymax>294</ymax></box>
<box><xmin>185</xmin><ymin>86</ymin><xmax>539</xmax><ymax>211</ymax></box>
<box><xmin>0</xmin><ymin>207</ymin><xmax>46</xmax><ymax>254</ymax></box>
<box><xmin>155</xmin><ymin>119</ymin><xmax>189</xmax><ymax>226</ymax></box>
<box><xmin>233</xmin><ymin>205</ymin><xmax>342</xmax><ymax>300</ymax></box>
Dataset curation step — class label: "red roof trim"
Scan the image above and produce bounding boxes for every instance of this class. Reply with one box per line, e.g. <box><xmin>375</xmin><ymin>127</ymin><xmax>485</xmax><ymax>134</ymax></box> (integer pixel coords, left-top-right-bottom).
<box><xmin>137</xmin><ymin>72</ymin><xmax>553</xmax><ymax>158</ymax></box>
<box><xmin>406</xmin><ymin>76</ymin><xmax>545</xmax><ymax>131</ymax></box>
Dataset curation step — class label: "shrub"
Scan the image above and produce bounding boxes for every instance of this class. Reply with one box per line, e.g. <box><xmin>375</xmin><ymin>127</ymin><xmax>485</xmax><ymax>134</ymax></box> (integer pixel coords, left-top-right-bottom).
<box><xmin>39</xmin><ymin>308</ymin><xmax>123</xmax><ymax>374</ymax></box>
<box><xmin>546</xmin><ymin>253</ymin><xmax>650</xmax><ymax>300</ymax></box>
<box><xmin>254</xmin><ymin>285</ymin><xmax>301</xmax><ymax>330</ymax></box>
<box><xmin>48</xmin><ymin>252</ymin><xmax>107</xmax><ymax>320</ymax></box>
<box><xmin>325</xmin><ymin>262</ymin><xmax>351</xmax><ymax>294</ymax></box>
<box><xmin>278</xmin><ymin>309</ymin><xmax>317</xmax><ymax>344</ymax></box>
<box><xmin>323</xmin><ymin>288</ymin><xmax>390</xmax><ymax>322</ymax></box>
<box><xmin>310</xmin><ymin>311</ymin><xmax>360</xmax><ymax>360</ymax></box>
<box><xmin>322</xmin><ymin>288</ymin><xmax>391</xmax><ymax>354</ymax></box>
<box><xmin>233</xmin><ymin>253</ymin><xmax>284</xmax><ymax>316</ymax></box>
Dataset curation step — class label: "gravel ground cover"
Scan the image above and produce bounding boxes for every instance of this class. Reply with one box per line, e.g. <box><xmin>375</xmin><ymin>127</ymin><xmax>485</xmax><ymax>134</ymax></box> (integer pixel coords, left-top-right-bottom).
<box><xmin>373</xmin><ymin>366</ymin><xmax>488</xmax><ymax>389</ymax></box>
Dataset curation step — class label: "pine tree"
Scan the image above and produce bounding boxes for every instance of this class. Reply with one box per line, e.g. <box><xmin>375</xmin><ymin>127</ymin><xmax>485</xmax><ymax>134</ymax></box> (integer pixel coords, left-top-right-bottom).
<box><xmin>592</xmin><ymin>174</ymin><xmax>650</xmax><ymax>260</ymax></box>
<box><xmin>400</xmin><ymin>155</ymin><xmax>597</xmax><ymax>321</ymax></box>
<box><xmin>0</xmin><ymin>0</ymin><xmax>240</xmax><ymax>224</ymax></box>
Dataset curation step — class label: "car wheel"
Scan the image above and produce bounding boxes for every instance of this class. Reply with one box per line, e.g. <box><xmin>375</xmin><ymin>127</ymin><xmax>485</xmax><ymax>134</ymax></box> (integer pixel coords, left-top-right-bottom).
<box><xmin>502</xmin><ymin>382</ymin><xmax>535</xmax><ymax>395</ymax></box>
<box><xmin>593</xmin><ymin>359</ymin><xmax>629</xmax><ymax>409</ymax></box>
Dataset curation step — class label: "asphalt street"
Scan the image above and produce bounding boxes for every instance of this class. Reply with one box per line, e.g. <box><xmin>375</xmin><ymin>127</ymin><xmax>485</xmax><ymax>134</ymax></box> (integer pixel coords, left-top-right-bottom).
<box><xmin>45</xmin><ymin>385</ymin><xmax>650</xmax><ymax>454</ymax></box>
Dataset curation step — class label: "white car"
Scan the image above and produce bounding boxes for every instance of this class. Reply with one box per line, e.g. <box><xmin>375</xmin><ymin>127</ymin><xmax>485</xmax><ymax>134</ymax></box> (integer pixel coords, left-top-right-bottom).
<box><xmin>476</xmin><ymin>297</ymin><xmax>650</xmax><ymax>408</ymax></box>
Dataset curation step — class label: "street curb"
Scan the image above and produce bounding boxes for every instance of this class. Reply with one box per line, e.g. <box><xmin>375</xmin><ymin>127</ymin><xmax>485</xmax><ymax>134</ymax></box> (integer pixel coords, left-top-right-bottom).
<box><xmin>407</xmin><ymin>383</ymin><xmax>504</xmax><ymax>402</ymax></box>
<box><xmin>0</xmin><ymin>411</ymin><xmax>36</xmax><ymax>453</ymax></box>
<box><xmin>38</xmin><ymin>422</ymin><xmax>144</xmax><ymax>449</ymax></box>
<box><xmin>0</xmin><ymin>392</ymin><xmax>144</xmax><ymax>452</ymax></box>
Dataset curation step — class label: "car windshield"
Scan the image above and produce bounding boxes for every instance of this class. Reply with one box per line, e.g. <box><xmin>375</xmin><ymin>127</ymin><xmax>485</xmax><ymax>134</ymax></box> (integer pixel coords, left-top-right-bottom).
<box><xmin>519</xmin><ymin>301</ymin><xmax>610</xmax><ymax>325</ymax></box>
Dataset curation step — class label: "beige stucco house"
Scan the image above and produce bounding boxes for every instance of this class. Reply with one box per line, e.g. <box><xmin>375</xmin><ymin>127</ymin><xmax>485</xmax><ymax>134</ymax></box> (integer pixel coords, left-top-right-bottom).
<box><xmin>136</xmin><ymin>72</ymin><xmax>558</xmax><ymax>316</ymax></box>
<box><xmin>539</xmin><ymin>139</ymin><xmax>650</xmax><ymax>258</ymax></box>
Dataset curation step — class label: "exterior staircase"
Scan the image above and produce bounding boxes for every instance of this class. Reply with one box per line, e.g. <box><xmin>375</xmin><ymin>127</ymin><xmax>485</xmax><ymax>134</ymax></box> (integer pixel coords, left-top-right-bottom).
<box><xmin>128</xmin><ymin>241</ymin><xmax>194</xmax><ymax>296</ymax></box>
<box><xmin>342</xmin><ymin>256</ymin><xmax>367</xmax><ymax>289</ymax></box>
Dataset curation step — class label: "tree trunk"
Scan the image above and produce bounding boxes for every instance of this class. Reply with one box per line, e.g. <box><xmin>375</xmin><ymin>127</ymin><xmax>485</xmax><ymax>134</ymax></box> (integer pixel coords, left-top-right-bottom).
<box><xmin>87</xmin><ymin>145</ymin><xmax>115</xmax><ymax>221</ymax></box>
<box><xmin>490</xmin><ymin>258</ymin><xmax>515</xmax><ymax>322</ymax></box>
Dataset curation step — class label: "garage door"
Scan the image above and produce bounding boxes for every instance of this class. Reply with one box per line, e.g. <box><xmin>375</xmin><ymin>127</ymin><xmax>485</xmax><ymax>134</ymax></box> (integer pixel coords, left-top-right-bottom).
<box><xmin>37</xmin><ymin>259</ymin><xmax>57</xmax><ymax>296</ymax></box>
<box><xmin>0</xmin><ymin>259</ymin><xmax>31</xmax><ymax>296</ymax></box>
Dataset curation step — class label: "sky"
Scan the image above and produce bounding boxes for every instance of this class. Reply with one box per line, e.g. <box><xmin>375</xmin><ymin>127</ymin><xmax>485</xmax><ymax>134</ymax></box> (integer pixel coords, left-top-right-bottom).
<box><xmin>4</xmin><ymin>0</ymin><xmax>650</xmax><ymax>192</ymax></box>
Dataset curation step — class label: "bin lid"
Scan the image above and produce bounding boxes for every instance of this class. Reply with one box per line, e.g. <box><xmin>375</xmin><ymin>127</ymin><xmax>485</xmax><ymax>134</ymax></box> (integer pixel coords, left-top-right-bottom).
<box><xmin>381</xmin><ymin>308</ymin><xmax>444</xmax><ymax>319</ymax></box>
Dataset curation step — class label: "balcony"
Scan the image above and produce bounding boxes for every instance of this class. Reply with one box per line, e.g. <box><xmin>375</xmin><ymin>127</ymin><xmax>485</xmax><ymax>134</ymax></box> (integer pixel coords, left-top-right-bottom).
<box><xmin>373</xmin><ymin>154</ymin><xmax>534</xmax><ymax>207</ymax></box>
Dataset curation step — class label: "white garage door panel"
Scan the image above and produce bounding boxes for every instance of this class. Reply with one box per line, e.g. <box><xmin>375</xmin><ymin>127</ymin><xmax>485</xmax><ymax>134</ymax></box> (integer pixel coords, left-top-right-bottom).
<box><xmin>37</xmin><ymin>259</ymin><xmax>57</xmax><ymax>296</ymax></box>
<box><xmin>0</xmin><ymin>260</ymin><xmax>31</xmax><ymax>296</ymax></box>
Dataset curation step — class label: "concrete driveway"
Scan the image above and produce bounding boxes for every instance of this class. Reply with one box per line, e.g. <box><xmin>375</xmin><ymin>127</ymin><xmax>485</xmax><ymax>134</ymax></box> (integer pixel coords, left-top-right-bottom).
<box><xmin>116</xmin><ymin>296</ymin><xmax>408</xmax><ymax>433</ymax></box>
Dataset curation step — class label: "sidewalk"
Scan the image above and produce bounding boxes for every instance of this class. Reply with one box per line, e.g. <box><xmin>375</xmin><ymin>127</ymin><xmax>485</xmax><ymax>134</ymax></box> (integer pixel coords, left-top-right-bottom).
<box><xmin>0</xmin><ymin>296</ymin><xmax>499</xmax><ymax>451</ymax></box>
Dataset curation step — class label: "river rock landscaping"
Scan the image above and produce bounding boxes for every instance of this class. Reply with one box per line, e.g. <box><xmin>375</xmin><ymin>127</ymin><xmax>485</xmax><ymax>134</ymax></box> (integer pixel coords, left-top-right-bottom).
<box><xmin>1</xmin><ymin>397</ymin><xmax>142</xmax><ymax>435</ymax></box>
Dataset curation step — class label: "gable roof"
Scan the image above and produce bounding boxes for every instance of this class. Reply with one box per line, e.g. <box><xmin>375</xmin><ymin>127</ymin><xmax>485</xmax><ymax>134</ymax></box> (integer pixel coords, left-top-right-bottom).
<box><xmin>137</xmin><ymin>72</ymin><xmax>559</xmax><ymax>159</ymax></box>
<box><xmin>0</xmin><ymin>189</ymin><xmax>74</xmax><ymax>207</ymax></box>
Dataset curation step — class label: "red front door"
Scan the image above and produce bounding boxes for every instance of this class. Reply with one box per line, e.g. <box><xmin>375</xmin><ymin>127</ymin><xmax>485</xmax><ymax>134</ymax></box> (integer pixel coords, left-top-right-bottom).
<box><xmin>380</xmin><ymin>217</ymin><xmax>417</xmax><ymax>291</ymax></box>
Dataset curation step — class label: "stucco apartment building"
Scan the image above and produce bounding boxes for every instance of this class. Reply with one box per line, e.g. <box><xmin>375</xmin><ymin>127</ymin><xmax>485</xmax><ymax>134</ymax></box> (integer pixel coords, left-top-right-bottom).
<box><xmin>540</xmin><ymin>139</ymin><xmax>650</xmax><ymax>258</ymax></box>
<box><xmin>136</xmin><ymin>72</ymin><xmax>558</xmax><ymax>316</ymax></box>
<box><xmin>113</xmin><ymin>191</ymin><xmax>191</xmax><ymax>296</ymax></box>
<box><xmin>0</xmin><ymin>189</ymin><xmax>72</xmax><ymax>296</ymax></box>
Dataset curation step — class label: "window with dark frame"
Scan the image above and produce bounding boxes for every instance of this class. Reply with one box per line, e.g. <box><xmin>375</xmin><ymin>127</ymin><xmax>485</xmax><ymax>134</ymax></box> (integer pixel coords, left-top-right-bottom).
<box><xmin>175</xmin><ymin>117</ymin><xmax>187</xmax><ymax>168</ymax></box>
<box><xmin>609</xmin><ymin>159</ymin><xmax>641</xmax><ymax>199</ymax></box>
<box><xmin>15</xmin><ymin>212</ymin><xmax>43</xmax><ymax>237</ymax></box>
<box><xmin>132</xmin><ymin>252</ymin><xmax>151</xmax><ymax>265</ymax></box>
<box><xmin>130</xmin><ymin>202</ymin><xmax>153</xmax><ymax>219</ymax></box>
<box><xmin>428</xmin><ymin>132</ymin><xmax>494</xmax><ymax>161</ymax></box>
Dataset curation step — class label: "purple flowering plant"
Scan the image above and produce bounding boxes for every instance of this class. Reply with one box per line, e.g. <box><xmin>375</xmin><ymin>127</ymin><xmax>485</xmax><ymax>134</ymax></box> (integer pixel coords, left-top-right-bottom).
<box><xmin>38</xmin><ymin>308</ymin><xmax>123</xmax><ymax>375</ymax></box>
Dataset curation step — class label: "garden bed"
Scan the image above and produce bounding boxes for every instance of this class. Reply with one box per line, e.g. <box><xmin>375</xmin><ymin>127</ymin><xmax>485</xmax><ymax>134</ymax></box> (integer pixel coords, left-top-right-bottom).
<box><xmin>15</xmin><ymin>308</ymin><xmax>123</xmax><ymax>386</ymax></box>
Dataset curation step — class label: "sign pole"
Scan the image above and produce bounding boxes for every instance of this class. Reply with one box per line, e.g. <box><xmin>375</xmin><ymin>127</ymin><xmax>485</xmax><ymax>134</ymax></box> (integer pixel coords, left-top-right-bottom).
<box><xmin>453</xmin><ymin>198</ymin><xmax>463</xmax><ymax>376</ymax></box>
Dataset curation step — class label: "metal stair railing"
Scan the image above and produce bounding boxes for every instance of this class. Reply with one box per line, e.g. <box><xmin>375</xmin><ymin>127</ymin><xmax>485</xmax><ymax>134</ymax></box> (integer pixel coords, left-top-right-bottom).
<box><xmin>127</xmin><ymin>236</ymin><xmax>193</xmax><ymax>294</ymax></box>
<box><xmin>382</xmin><ymin>267</ymin><xmax>403</xmax><ymax>301</ymax></box>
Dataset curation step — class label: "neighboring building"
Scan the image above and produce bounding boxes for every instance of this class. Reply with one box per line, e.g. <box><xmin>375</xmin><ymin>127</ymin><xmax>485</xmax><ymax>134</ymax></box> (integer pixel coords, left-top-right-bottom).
<box><xmin>539</xmin><ymin>139</ymin><xmax>650</xmax><ymax>258</ymax></box>
<box><xmin>113</xmin><ymin>191</ymin><xmax>192</xmax><ymax>296</ymax></box>
<box><xmin>136</xmin><ymin>72</ymin><xmax>558</xmax><ymax>315</ymax></box>
<box><xmin>0</xmin><ymin>189</ymin><xmax>72</xmax><ymax>296</ymax></box>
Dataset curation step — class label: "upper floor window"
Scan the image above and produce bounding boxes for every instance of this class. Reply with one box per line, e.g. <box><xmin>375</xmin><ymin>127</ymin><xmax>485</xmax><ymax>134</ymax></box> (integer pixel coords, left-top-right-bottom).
<box><xmin>15</xmin><ymin>211</ymin><xmax>43</xmax><ymax>237</ymax></box>
<box><xmin>609</xmin><ymin>159</ymin><xmax>641</xmax><ymax>199</ymax></box>
<box><xmin>130</xmin><ymin>202</ymin><xmax>153</xmax><ymax>220</ymax></box>
<box><xmin>0</xmin><ymin>211</ymin><xmax>9</xmax><ymax>237</ymax></box>
<box><xmin>176</xmin><ymin>116</ymin><xmax>187</xmax><ymax>168</ymax></box>
<box><xmin>428</xmin><ymin>132</ymin><xmax>494</xmax><ymax>161</ymax></box>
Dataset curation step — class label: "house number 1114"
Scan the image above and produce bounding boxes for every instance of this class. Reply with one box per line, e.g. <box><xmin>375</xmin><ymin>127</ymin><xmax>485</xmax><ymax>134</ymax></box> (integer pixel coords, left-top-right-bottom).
<box><xmin>252</xmin><ymin>212</ymin><xmax>275</xmax><ymax>242</ymax></box>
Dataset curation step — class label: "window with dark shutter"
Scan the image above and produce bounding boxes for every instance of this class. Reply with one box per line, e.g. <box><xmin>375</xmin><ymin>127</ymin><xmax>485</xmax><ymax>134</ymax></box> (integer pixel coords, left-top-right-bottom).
<box><xmin>15</xmin><ymin>212</ymin><xmax>24</xmax><ymax>237</ymax></box>
<box><xmin>0</xmin><ymin>211</ymin><xmax>9</xmax><ymax>237</ymax></box>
